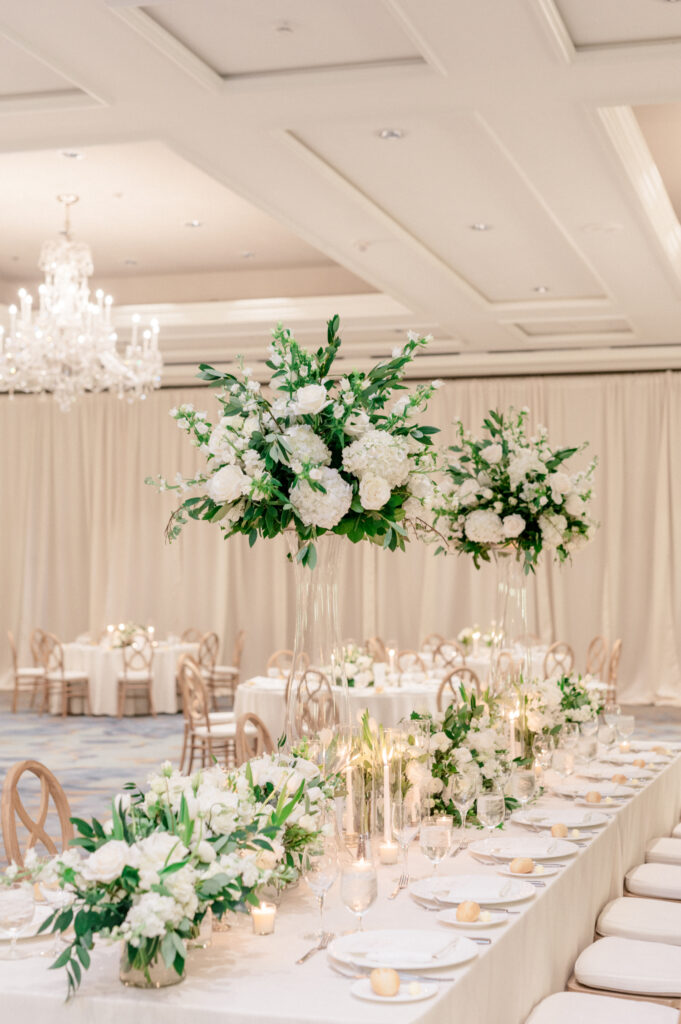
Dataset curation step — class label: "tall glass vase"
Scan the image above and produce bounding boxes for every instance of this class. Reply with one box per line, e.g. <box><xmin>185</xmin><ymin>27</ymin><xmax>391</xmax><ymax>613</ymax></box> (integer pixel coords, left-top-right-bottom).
<box><xmin>284</xmin><ymin>532</ymin><xmax>351</xmax><ymax>774</ymax></box>
<box><xmin>490</xmin><ymin>546</ymin><xmax>530</xmax><ymax>693</ymax></box>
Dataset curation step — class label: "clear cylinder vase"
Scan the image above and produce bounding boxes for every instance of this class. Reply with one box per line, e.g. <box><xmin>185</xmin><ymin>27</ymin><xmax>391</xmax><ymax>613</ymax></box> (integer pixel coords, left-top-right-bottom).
<box><xmin>490</xmin><ymin>547</ymin><xmax>530</xmax><ymax>693</ymax></box>
<box><xmin>283</xmin><ymin>532</ymin><xmax>351</xmax><ymax>773</ymax></box>
<box><xmin>119</xmin><ymin>946</ymin><xmax>185</xmax><ymax>989</ymax></box>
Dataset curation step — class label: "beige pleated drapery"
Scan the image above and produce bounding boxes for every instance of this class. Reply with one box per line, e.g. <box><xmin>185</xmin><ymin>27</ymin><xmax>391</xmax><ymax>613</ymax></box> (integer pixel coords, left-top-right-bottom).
<box><xmin>2</xmin><ymin>370</ymin><xmax>680</xmax><ymax>705</ymax></box>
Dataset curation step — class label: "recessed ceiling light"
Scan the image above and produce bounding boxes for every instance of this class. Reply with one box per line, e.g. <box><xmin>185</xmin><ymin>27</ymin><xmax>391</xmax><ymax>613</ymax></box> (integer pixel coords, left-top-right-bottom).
<box><xmin>378</xmin><ymin>128</ymin><xmax>405</xmax><ymax>141</ymax></box>
<box><xmin>61</xmin><ymin>150</ymin><xmax>84</xmax><ymax>160</ymax></box>
<box><xmin>470</xmin><ymin>222</ymin><xmax>493</xmax><ymax>231</ymax></box>
<box><xmin>10</xmin><ymin>255</ymin><xmax>19</xmax><ymax>262</ymax></box>
<box><xmin>275</xmin><ymin>20</ymin><xmax>294</xmax><ymax>32</ymax></box>
<box><xmin>185</xmin><ymin>220</ymin><xmax>202</xmax><ymax>228</ymax></box>
<box><xmin>240</xmin><ymin>251</ymin><xmax>255</xmax><ymax>260</ymax></box>
<box><xmin>533</xmin><ymin>285</ymin><xmax>550</xmax><ymax>294</ymax></box>
<box><xmin>123</xmin><ymin>258</ymin><xmax>138</xmax><ymax>266</ymax></box>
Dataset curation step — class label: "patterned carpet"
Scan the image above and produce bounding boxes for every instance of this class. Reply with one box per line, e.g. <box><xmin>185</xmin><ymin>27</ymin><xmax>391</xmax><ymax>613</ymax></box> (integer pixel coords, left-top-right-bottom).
<box><xmin>1</xmin><ymin>692</ymin><xmax>680</xmax><ymax>828</ymax></box>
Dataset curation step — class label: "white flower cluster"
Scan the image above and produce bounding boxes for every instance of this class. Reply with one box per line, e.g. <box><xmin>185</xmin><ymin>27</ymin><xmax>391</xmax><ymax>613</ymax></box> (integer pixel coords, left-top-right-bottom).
<box><xmin>342</xmin><ymin>429</ymin><xmax>410</xmax><ymax>513</ymax></box>
<box><xmin>289</xmin><ymin>466</ymin><xmax>353</xmax><ymax>530</ymax></box>
<box><xmin>519</xmin><ymin>675</ymin><xmax>565</xmax><ymax>736</ymax></box>
<box><xmin>343</xmin><ymin>643</ymin><xmax>374</xmax><ymax>688</ymax></box>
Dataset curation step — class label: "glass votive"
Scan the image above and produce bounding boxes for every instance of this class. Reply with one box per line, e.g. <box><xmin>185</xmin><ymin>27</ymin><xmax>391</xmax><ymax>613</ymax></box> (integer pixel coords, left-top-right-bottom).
<box><xmin>251</xmin><ymin>901</ymin><xmax>276</xmax><ymax>935</ymax></box>
<box><xmin>378</xmin><ymin>841</ymin><xmax>399</xmax><ymax>865</ymax></box>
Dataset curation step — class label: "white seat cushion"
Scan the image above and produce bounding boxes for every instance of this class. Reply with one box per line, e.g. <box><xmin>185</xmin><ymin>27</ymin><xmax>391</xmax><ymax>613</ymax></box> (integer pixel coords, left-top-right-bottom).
<box><xmin>208</xmin><ymin>712</ymin><xmax>236</xmax><ymax>723</ymax></box>
<box><xmin>647</xmin><ymin>838</ymin><xmax>681</xmax><ymax>865</ymax></box>
<box><xmin>194</xmin><ymin>722</ymin><xmax>256</xmax><ymax>739</ymax></box>
<box><xmin>574</xmin><ymin>936</ymin><xmax>681</xmax><ymax>996</ymax></box>
<box><xmin>16</xmin><ymin>666</ymin><xmax>45</xmax><ymax>677</ymax></box>
<box><xmin>626</xmin><ymin>862</ymin><xmax>681</xmax><ymax>900</ymax></box>
<box><xmin>118</xmin><ymin>670</ymin><xmax>152</xmax><ymax>682</ymax></box>
<box><xmin>47</xmin><ymin>671</ymin><xmax>88</xmax><ymax>682</ymax></box>
<box><xmin>671</xmin><ymin>822</ymin><xmax>681</xmax><ymax>839</ymax></box>
<box><xmin>597</xmin><ymin>897</ymin><xmax>681</xmax><ymax>945</ymax></box>
<box><xmin>210</xmin><ymin>665</ymin><xmax>238</xmax><ymax>677</ymax></box>
<box><xmin>525</xmin><ymin>991</ymin><xmax>678</xmax><ymax>1023</ymax></box>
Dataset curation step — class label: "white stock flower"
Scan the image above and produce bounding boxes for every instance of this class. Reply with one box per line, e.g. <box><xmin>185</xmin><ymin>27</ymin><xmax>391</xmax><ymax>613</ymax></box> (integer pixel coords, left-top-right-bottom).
<box><xmin>508</xmin><ymin>448</ymin><xmax>545</xmax><ymax>490</ymax></box>
<box><xmin>358</xmin><ymin>474</ymin><xmax>391</xmax><ymax>510</ymax></box>
<box><xmin>294</xmin><ymin>384</ymin><xmax>328</xmax><ymax>415</ymax></box>
<box><xmin>81</xmin><ymin>840</ymin><xmax>137</xmax><ymax>884</ymax></box>
<box><xmin>502</xmin><ymin>513</ymin><xmax>526</xmax><ymax>538</ymax></box>
<box><xmin>464</xmin><ymin>509</ymin><xmax>504</xmax><ymax>544</ymax></box>
<box><xmin>548</xmin><ymin>472</ymin><xmax>572</xmax><ymax>502</ymax></box>
<box><xmin>282</xmin><ymin>424</ymin><xmax>331</xmax><ymax>467</ymax></box>
<box><xmin>564</xmin><ymin>492</ymin><xmax>585</xmax><ymax>517</ymax></box>
<box><xmin>482</xmin><ymin>443</ymin><xmax>503</xmax><ymax>464</ymax></box>
<box><xmin>206</xmin><ymin>464</ymin><xmax>251</xmax><ymax>503</ymax></box>
<box><xmin>289</xmin><ymin>467</ymin><xmax>352</xmax><ymax>530</ymax></box>
<box><xmin>539</xmin><ymin>513</ymin><xmax>567</xmax><ymax>549</ymax></box>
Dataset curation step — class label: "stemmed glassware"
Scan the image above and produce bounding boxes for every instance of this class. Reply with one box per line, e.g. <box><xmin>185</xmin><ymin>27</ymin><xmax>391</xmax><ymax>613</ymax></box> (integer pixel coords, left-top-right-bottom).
<box><xmin>617</xmin><ymin>715</ymin><xmax>635</xmax><ymax>743</ymax></box>
<box><xmin>340</xmin><ymin>848</ymin><xmax>377</xmax><ymax>932</ymax></box>
<box><xmin>510</xmin><ymin>767</ymin><xmax>537</xmax><ymax>808</ymax></box>
<box><xmin>392</xmin><ymin>797</ymin><xmax>421</xmax><ymax>878</ymax></box>
<box><xmin>532</xmin><ymin>734</ymin><xmax>554</xmax><ymax>772</ymax></box>
<box><xmin>450</xmin><ymin>773</ymin><xmax>479</xmax><ymax>844</ymax></box>
<box><xmin>476</xmin><ymin>794</ymin><xmax>505</xmax><ymax>838</ymax></box>
<box><xmin>419</xmin><ymin>814</ymin><xmax>454</xmax><ymax>875</ymax></box>
<box><xmin>303</xmin><ymin>830</ymin><xmax>340</xmax><ymax>940</ymax></box>
<box><xmin>603</xmin><ymin>702</ymin><xmax>621</xmax><ymax>729</ymax></box>
<box><xmin>0</xmin><ymin>883</ymin><xmax>35</xmax><ymax>960</ymax></box>
<box><xmin>580</xmin><ymin>718</ymin><xmax>599</xmax><ymax>738</ymax></box>
<box><xmin>560</xmin><ymin>723</ymin><xmax>580</xmax><ymax>750</ymax></box>
<box><xmin>598</xmin><ymin>723</ymin><xmax>616</xmax><ymax>753</ymax></box>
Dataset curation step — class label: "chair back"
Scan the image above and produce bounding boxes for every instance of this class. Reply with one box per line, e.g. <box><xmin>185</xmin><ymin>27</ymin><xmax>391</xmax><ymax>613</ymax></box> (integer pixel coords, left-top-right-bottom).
<box><xmin>443</xmin><ymin>666</ymin><xmax>482</xmax><ymax>706</ymax></box>
<box><xmin>607</xmin><ymin>638</ymin><xmax>623</xmax><ymax>699</ymax></box>
<box><xmin>7</xmin><ymin>631</ymin><xmax>18</xmax><ymax>674</ymax></box>
<box><xmin>366</xmin><ymin>637</ymin><xmax>388</xmax><ymax>662</ymax></box>
<box><xmin>422</xmin><ymin>632</ymin><xmax>445</xmax><ymax>651</ymax></box>
<box><xmin>543</xmin><ymin>641</ymin><xmax>574</xmax><ymax>678</ymax></box>
<box><xmin>122</xmin><ymin>633</ymin><xmax>154</xmax><ymax>677</ymax></box>
<box><xmin>293</xmin><ymin>670</ymin><xmax>338</xmax><ymax>734</ymax></box>
<box><xmin>495</xmin><ymin>649</ymin><xmax>518</xmax><ymax>685</ymax></box>
<box><xmin>232</xmin><ymin>629</ymin><xmax>246</xmax><ymax>667</ymax></box>
<box><xmin>397</xmin><ymin>649</ymin><xmax>426</xmax><ymax>674</ymax></box>
<box><xmin>267</xmin><ymin>649</ymin><xmax>294</xmax><ymax>675</ymax></box>
<box><xmin>181</xmin><ymin>628</ymin><xmax>203</xmax><ymax>643</ymax></box>
<box><xmin>586</xmin><ymin>635</ymin><xmax>608</xmax><ymax>678</ymax></box>
<box><xmin>177</xmin><ymin>655</ymin><xmax>211</xmax><ymax>730</ymax></box>
<box><xmin>1</xmin><ymin>760</ymin><xmax>73</xmax><ymax>867</ymax></box>
<box><xmin>433</xmin><ymin>641</ymin><xmax>466</xmax><ymax>668</ymax></box>
<box><xmin>198</xmin><ymin>631</ymin><xmax>219</xmax><ymax>673</ymax></box>
<box><xmin>41</xmin><ymin>632</ymin><xmax>65</xmax><ymax>676</ymax></box>
<box><xmin>235</xmin><ymin>713</ymin><xmax>274</xmax><ymax>764</ymax></box>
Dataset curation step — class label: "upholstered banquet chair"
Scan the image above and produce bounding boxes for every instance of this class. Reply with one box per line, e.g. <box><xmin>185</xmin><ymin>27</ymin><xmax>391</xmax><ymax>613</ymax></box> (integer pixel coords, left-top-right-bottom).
<box><xmin>543</xmin><ymin>640</ymin><xmax>575</xmax><ymax>678</ymax></box>
<box><xmin>177</xmin><ymin>655</ymin><xmax>241</xmax><ymax>772</ymax></box>
<box><xmin>181</xmin><ymin>627</ymin><xmax>203</xmax><ymax>643</ymax></box>
<box><xmin>586</xmin><ymin>634</ymin><xmax>609</xmax><ymax>678</ymax></box>
<box><xmin>437</xmin><ymin>667</ymin><xmax>482</xmax><ymax>710</ymax></box>
<box><xmin>40</xmin><ymin>632</ymin><xmax>91</xmax><ymax>717</ymax></box>
<box><xmin>7</xmin><ymin>630</ymin><xmax>45</xmax><ymax>713</ymax></box>
<box><xmin>607</xmin><ymin>638</ymin><xmax>623</xmax><ymax>700</ymax></box>
<box><xmin>293</xmin><ymin>669</ymin><xmax>338</xmax><ymax>735</ymax></box>
<box><xmin>235</xmin><ymin>713</ymin><xmax>274</xmax><ymax>765</ymax></box>
<box><xmin>596</xmin><ymin>896</ymin><xmax>681</xmax><ymax>947</ymax></box>
<box><xmin>567</xmin><ymin>936</ymin><xmax>681</xmax><ymax>1008</ymax></box>
<box><xmin>117</xmin><ymin>633</ymin><xmax>155</xmax><ymax>717</ymax></box>
<box><xmin>525</xmin><ymin>991</ymin><xmax>678</xmax><ymax>1023</ymax></box>
<box><xmin>396</xmin><ymin>650</ymin><xmax>426</xmax><ymax>675</ymax></box>
<box><xmin>1</xmin><ymin>759</ymin><xmax>73</xmax><ymax>867</ymax></box>
<box><xmin>433</xmin><ymin>641</ymin><xmax>466</xmax><ymax>669</ymax></box>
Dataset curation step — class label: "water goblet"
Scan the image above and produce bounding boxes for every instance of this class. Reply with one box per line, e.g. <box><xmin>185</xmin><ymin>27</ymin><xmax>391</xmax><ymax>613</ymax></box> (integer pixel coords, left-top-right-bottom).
<box><xmin>419</xmin><ymin>814</ymin><xmax>453</xmax><ymax>875</ymax></box>
<box><xmin>476</xmin><ymin>794</ymin><xmax>505</xmax><ymax>838</ymax></box>
<box><xmin>510</xmin><ymin>768</ymin><xmax>537</xmax><ymax>808</ymax></box>
<box><xmin>552</xmin><ymin>747</ymin><xmax>575</xmax><ymax>779</ymax></box>
<box><xmin>450</xmin><ymin>773</ymin><xmax>480</xmax><ymax>842</ymax></box>
<box><xmin>616</xmin><ymin>714</ymin><xmax>635</xmax><ymax>742</ymax></box>
<box><xmin>598</xmin><ymin>723</ymin><xmax>616</xmax><ymax>753</ymax></box>
<box><xmin>340</xmin><ymin>859</ymin><xmax>377</xmax><ymax>932</ymax></box>
<box><xmin>603</xmin><ymin>702</ymin><xmax>621</xmax><ymax>729</ymax></box>
<box><xmin>580</xmin><ymin>719</ymin><xmax>599</xmax><ymax>738</ymax></box>
<box><xmin>560</xmin><ymin>723</ymin><xmax>580</xmax><ymax>750</ymax></box>
<box><xmin>303</xmin><ymin>832</ymin><xmax>339</xmax><ymax>940</ymax></box>
<box><xmin>0</xmin><ymin>883</ymin><xmax>35</xmax><ymax>960</ymax></box>
<box><xmin>392</xmin><ymin>798</ymin><xmax>421</xmax><ymax>878</ymax></box>
<box><xmin>532</xmin><ymin>734</ymin><xmax>554</xmax><ymax>771</ymax></box>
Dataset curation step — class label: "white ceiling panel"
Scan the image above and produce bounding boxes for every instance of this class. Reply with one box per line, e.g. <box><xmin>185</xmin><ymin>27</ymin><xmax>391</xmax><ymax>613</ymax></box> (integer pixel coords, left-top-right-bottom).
<box><xmin>514</xmin><ymin>317</ymin><xmax>632</xmax><ymax>337</ymax></box>
<box><xmin>556</xmin><ymin>0</ymin><xmax>681</xmax><ymax>48</ymax></box>
<box><xmin>295</xmin><ymin>114</ymin><xmax>604</xmax><ymax>303</ymax></box>
<box><xmin>635</xmin><ymin>102</ymin><xmax>681</xmax><ymax>223</ymax></box>
<box><xmin>144</xmin><ymin>0</ymin><xmax>421</xmax><ymax>76</ymax></box>
<box><xmin>0</xmin><ymin>33</ymin><xmax>76</xmax><ymax>96</ymax></box>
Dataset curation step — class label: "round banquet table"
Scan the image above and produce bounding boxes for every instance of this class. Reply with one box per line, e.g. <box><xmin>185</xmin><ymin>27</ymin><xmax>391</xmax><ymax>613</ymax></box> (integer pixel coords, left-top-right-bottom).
<box><xmin>54</xmin><ymin>641</ymin><xmax>198</xmax><ymax>716</ymax></box>
<box><xmin>235</xmin><ymin>675</ymin><xmax>441</xmax><ymax>740</ymax></box>
<box><xmin>421</xmin><ymin>645</ymin><xmax>548</xmax><ymax>683</ymax></box>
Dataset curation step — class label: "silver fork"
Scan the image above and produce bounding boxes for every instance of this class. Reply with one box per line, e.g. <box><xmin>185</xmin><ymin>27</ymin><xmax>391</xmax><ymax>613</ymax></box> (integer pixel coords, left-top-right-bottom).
<box><xmin>296</xmin><ymin>931</ymin><xmax>333</xmax><ymax>964</ymax></box>
<box><xmin>388</xmin><ymin>871</ymin><xmax>409</xmax><ymax>900</ymax></box>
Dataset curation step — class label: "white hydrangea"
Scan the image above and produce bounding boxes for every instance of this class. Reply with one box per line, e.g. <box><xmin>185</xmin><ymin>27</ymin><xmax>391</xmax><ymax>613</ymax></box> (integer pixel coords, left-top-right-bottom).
<box><xmin>464</xmin><ymin>509</ymin><xmax>504</xmax><ymax>544</ymax></box>
<box><xmin>539</xmin><ymin>512</ymin><xmax>567</xmax><ymax>549</ymax></box>
<box><xmin>502</xmin><ymin>513</ymin><xmax>526</xmax><ymax>538</ymax></box>
<box><xmin>282</xmin><ymin>424</ymin><xmax>331</xmax><ymax>468</ymax></box>
<box><xmin>508</xmin><ymin>448</ymin><xmax>546</xmax><ymax>490</ymax></box>
<box><xmin>289</xmin><ymin>467</ymin><xmax>352</xmax><ymax>530</ymax></box>
<box><xmin>342</xmin><ymin>429</ymin><xmax>410</xmax><ymax>487</ymax></box>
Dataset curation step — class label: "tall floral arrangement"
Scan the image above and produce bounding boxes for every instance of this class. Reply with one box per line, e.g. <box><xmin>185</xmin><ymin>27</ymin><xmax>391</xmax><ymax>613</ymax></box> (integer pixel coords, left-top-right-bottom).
<box><xmin>147</xmin><ymin>317</ymin><xmax>442</xmax><ymax>566</ymax></box>
<box><xmin>36</xmin><ymin>755</ymin><xmax>334</xmax><ymax>996</ymax></box>
<box><xmin>434</xmin><ymin>408</ymin><xmax>597</xmax><ymax>571</ymax></box>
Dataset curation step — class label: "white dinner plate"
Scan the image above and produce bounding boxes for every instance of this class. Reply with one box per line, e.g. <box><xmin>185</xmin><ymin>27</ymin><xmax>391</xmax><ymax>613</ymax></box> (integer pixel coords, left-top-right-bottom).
<box><xmin>552</xmin><ymin>779</ymin><xmax>634</xmax><ymax>799</ymax></box>
<box><xmin>410</xmin><ymin>875</ymin><xmax>535</xmax><ymax>906</ymax></box>
<box><xmin>437</xmin><ymin>909</ymin><xmax>508</xmax><ymax>929</ymax></box>
<box><xmin>351</xmin><ymin>978</ymin><xmax>438</xmax><ymax>1004</ymax></box>
<box><xmin>497</xmin><ymin>864</ymin><xmax>560</xmax><ymax>879</ymax></box>
<box><xmin>628</xmin><ymin>741</ymin><xmax>679</xmax><ymax>754</ymax></box>
<box><xmin>329</xmin><ymin>930</ymin><xmax>478</xmax><ymax>971</ymax></box>
<box><xmin>513</xmin><ymin>808</ymin><xmax>608</xmax><ymax>830</ymax></box>
<box><xmin>607</xmin><ymin>751</ymin><xmax>669</xmax><ymax>766</ymax></box>
<box><xmin>468</xmin><ymin>836</ymin><xmax>577</xmax><ymax>861</ymax></box>
<box><xmin>577</xmin><ymin>764</ymin><xmax>653</xmax><ymax>781</ymax></box>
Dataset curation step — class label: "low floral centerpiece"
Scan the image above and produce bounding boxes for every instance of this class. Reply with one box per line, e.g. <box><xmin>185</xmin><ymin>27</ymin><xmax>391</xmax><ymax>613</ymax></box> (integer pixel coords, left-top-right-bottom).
<box><xmin>344</xmin><ymin>643</ymin><xmax>375</xmax><ymax>688</ymax></box>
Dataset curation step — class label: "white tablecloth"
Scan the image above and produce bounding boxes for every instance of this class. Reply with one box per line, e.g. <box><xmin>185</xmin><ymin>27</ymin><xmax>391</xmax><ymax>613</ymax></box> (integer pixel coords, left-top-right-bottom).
<box><xmin>2</xmin><ymin>747</ymin><xmax>680</xmax><ymax>1023</ymax></box>
<box><xmin>235</xmin><ymin>676</ymin><xmax>440</xmax><ymax>741</ymax></box>
<box><xmin>56</xmin><ymin>642</ymin><xmax>197</xmax><ymax>715</ymax></box>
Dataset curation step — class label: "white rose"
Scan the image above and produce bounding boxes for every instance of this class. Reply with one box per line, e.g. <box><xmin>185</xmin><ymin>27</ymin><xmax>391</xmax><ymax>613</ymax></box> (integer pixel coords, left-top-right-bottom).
<box><xmin>564</xmin><ymin>492</ymin><xmax>585</xmax><ymax>517</ymax></box>
<box><xmin>82</xmin><ymin>840</ymin><xmax>136</xmax><ymax>883</ymax></box>
<box><xmin>482</xmin><ymin>443</ymin><xmax>503</xmax><ymax>464</ymax></box>
<box><xmin>464</xmin><ymin>509</ymin><xmax>504</xmax><ymax>544</ymax></box>
<box><xmin>359</xmin><ymin>475</ymin><xmax>391</xmax><ymax>510</ymax></box>
<box><xmin>344</xmin><ymin>411</ymin><xmax>371</xmax><ymax>437</ymax></box>
<box><xmin>502</xmin><ymin>513</ymin><xmax>526</xmax><ymax>538</ymax></box>
<box><xmin>206</xmin><ymin>464</ymin><xmax>250</xmax><ymax>503</ymax></box>
<box><xmin>294</xmin><ymin>384</ymin><xmax>328</xmax><ymax>415</ymax></box>
<box><xmin>549</xmin><ymin>472</ymin><xmax>571</xmax><ymax>496</ymax></box>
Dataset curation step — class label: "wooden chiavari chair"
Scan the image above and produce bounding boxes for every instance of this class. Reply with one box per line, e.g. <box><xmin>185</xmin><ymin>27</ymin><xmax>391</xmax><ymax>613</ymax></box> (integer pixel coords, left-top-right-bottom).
<box><xmin>1</xmin><ymin>760</ymin><xmax>73</xmax><ymax>867</ymax></box>
<box><xmin>607</xmin><ymin>638</ymin><xmax>623</xmax><ymax>702</ymax></box>
<box><xmin>117</xmin><ymin>633</ymin><xmax>155</xmax><ymax>717</ymax></box>
<box><xmin>366</xmin><ymin>637</ymin><xmax>388</xmax><ymax>662</ymax></box>
<box><xmin>397</xmin><ymin>650</ymin><xmax>427</xmax><ymax>675</ymax></box>
<box><xmin>40</xmin><ymin>632</ymin><xmax>91</xmax><ymax>717</ymax></box>
<box><xmin>293</xmin><ymin>669</ymin><xmax>338</xmax><ymax>735</ymax></box>
<box><xmin>422</xmin><ymin>632</ymin><xmax>445</xmax><ymax>652</ymax></box>
<box><xmin>433</xmin><ymin>640</ymin><xmax>466</xmax><ymax>669</ymax></box>
<box><xmin>177</xmin><ymin>655</ymin><xmax>239</xmax><ymax>772</ymax></box>
<box><xmin>437</xmin><ymin>666</ymin><xmax>482</xmax><ymax>710</ymax></box>
<box><xmin>7</xmin><ymin>630</ymin><xmax>45</xmax><ymax>713</ymax></box>
<box><xmin>181</xmin><ymin>627</ymin><xmax>203</xmax><ymax>643</ymax></box>
<box><xmin>495</xmin><ymin>649</ymin><xmax>519</xmax><ymax>685</ymax></box>
<box><xmin>585</xmin><ymin>635</ymin><xmax>608</xmax><ymax>678</ymax></box>
<box><xmin>199</xmin><ymin>630</ymin><xmax>245</xmax><ymax>710</ymax></box>
<box><xmin>266</xmin><ymin>649</ymin><xmax>294</xmax><ymax>676</ymax></box>
<box><xmin>235</xmin><ymin>713</ymin><xmax>274</xmax><ymax>765</ymax></box>
<box><xmin>543</xmin><ymin>641</ymin><xmax>575</xmax><ymax>679</ymax></box>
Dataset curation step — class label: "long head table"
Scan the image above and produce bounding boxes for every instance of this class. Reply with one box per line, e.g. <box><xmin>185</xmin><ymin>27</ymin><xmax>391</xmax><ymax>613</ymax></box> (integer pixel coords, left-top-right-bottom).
<box><xmin>2</xmin><ymin>745</ymin><xmax>681</xmax><ymax>1024</ymax></box>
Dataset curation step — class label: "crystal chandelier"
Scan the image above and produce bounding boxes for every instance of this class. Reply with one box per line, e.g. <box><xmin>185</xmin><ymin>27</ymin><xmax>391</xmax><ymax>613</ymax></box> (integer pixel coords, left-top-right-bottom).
<box><xmin>0</xmin><ymin>194</ymin><xmax>162</xmax><ymax>410</ymax></box>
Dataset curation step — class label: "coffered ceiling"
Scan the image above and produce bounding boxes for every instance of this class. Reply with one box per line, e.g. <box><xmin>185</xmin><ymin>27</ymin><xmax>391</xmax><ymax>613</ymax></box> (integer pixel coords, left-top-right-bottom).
<box><xmin>2</xmin><ymin>0</ymin><xmax>681</xmax><ymax>382</ymax></box>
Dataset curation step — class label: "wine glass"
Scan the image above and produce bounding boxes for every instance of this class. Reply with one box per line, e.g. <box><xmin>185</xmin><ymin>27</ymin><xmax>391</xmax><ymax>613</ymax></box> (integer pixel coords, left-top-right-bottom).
<box><xmin>450</xmin><ymin>773</ymin><xmax>479</xmax><ymax>843</ymax></box>
<box><xmin>419</xmin><ymin>814</ymin><xmax>453</xmax><ymax>874</ymax></box>
<box><xmin>580</xmin><ymin>719</ymin><xmax>599</xmax><ymax>738</ymax></box>
<box><xmin>510</xmin><ymin>768</ymin><xmax>537</xmax><ymax>808</ymax></box>
<box><xmin>532</xmin><ymin>734</ymin><xmax>554</xmax><ymax>771</ymax></box>
<box><xmin>476</xmin><ymin>794</ymin><xmax>505</xmax><ymax>838</ymax></box>
<box><xmin>603</xmin><ymin>702</ymin><xmax>621</xmax><ymax>729</ymax></box>
<box><xmin>617</xmin><ymin>715</ymin><xmax>635</xmax><ymax>742</ymax></box>
<box><xmin>303</xmin><ymin>833</ymin><xmax>339</xmax><ymax>940</ymax></box>
<box><xmin>560</xmin><ymin>723</ymin><xmax>580</xmax><ymax>750</ymax></box>
<box><xmin>392</xmin><ymin>797</ymin><xmax>421</xmax><ymax>878</ymax></box>
<box><xmin>0</xmin><ymin>883</ymin><xmax>35</xmax><ymax>960</ymax></box>
<box><xmin>598</xmin><ymin>723</ymin><xmax>616</xmax><ymax>753</ymax></box>
<box><xmin>552</xmin><ymin>747</ymin><xmax>575</xmax><ymax>779</ymax></box>
<box><xmin>340</xmin><ymin>860</ymin><xmax>377</xmax><ymax>932</ymax></box>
